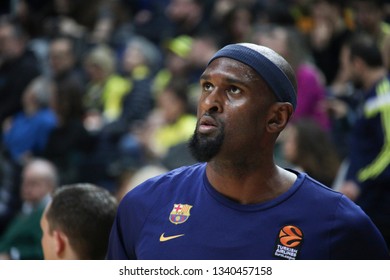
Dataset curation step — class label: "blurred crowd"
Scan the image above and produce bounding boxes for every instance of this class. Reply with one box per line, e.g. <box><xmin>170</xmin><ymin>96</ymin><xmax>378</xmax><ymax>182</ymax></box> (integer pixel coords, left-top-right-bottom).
<box><xmin>1</xmin><ymin>0</ymin><xmax>390</xmax><ymax>259</ymax></box>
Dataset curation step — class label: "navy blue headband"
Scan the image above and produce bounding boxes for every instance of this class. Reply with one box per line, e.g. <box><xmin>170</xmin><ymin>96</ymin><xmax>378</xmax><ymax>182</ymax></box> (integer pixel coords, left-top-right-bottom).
<box><xmin>208</xmin><ymin>44</ymin><xmax>297</xmax><ymax>109</ymax></box>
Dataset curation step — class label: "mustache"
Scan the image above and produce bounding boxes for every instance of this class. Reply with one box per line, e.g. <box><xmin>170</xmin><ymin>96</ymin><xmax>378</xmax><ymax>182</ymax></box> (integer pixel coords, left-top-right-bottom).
<box><xmin>197</xmin><ymin>112</ymin><xmax>222</xmax><ymax>127</ymax></box>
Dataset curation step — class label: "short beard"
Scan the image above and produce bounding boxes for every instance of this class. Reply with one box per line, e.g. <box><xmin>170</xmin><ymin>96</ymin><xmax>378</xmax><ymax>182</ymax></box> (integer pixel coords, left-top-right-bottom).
<box><xmin>188</xmin><ymin>123</ymin><xmax>225</xmax><ymax>162</ymax></box>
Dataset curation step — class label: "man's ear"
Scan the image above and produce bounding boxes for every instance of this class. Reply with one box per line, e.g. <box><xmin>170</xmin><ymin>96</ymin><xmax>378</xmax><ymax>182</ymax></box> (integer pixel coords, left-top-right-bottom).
<box><xmin>53</xmin><ymin>230</ymin><xmax>67</xmax><ymax>258</ymax></box>
<box><xmin>266</xmin><ymin>102</ymin><xmax>293</xmax><ymax>133</ymax></box>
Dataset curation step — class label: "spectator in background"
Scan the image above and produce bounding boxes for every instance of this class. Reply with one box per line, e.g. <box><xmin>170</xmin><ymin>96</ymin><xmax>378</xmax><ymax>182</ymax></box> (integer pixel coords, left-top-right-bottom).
<box><xmin>7</xmin><ymin>0</ymin><xmax>51</xmax><ymax>39</ymax></box>
<box><xmin>82</xmin><ymin>44</ymin><xmax>131</xmax><ymax>191</ymax></box>
<box><xmin>351</xmin><ymin>0</ymin><xmax>390</xmax><ymax>71</ymax></box>
<box><xmin>83</xmin><ymin>44</ymin><xmax>131</xmax><ymax>131</ymax></box>
<box><xmin>0</xmin><ymin>158</ymin><xmax>57</xmax><ymax>259</ymax></box>
<box><xmin>258</xmin><ymin>1</ymin><xmax>295</xmax><ymax>27</ymax></box>
<box><xmin>0</xmin><ymin>153</ymin><xmax>16</xmax><ymax>235</ymax></box>
<box><xmin>165</xmin><ymin>0</ymin><xmax>209</xmax><ymax>37</ymax></box>
<box><xmin>124</xmin><ymin>79</ymin><xmax>197</xmax><ymax>164</ymax></box>
<box><xmin>152</xmin><ymin>35</ymin><xmax>194</xmax><ymax>96</ymax></box>
<box><xmin>338</xmin><ymin>34</ymin><xmax>390</xmax><ymax>248</ymax></box>
<box><xmin>40</xmin><ymin>183</ymin><xmax>117</xmax><ymax>260</ymax></box>
<box><xmin>0</xmin><ymin>16</ymin><xmax>41</xmax><ymax>126</ymax></box>
<box><xmin>218</xmin><ymin>3</ymin><xmax>255</xmax><ymax>46</ymax></box>
<box><xmin>117</xmin><ymin>0</ymin><xmax>171</xmax><ymax>46</ymax></box>
<box><xmin>113</xmin><ymin>79</ymin><xmax>197</xmax><ymax>183</ymax></box>
<box><xmin>309</xmin><ymin>0</ymin><xmax>352</xmax><ymax>86</ymax></box>
<box><xmin>151</xmin><ymin>80</ymin><xmax>197</xmax><ymax>161</ymax></box>
<box><xmin>352</xmin><ymin>0</ymin><xmax>390</xmax><ymax>50</ymax></box>
<box><xmin>42</xmin><ymin>0</ymin><xmax>100</xmax><ymax>40</ymax></box>
<box><xmin>188</xmin><ymin>33</ymin><xmax>219</xmax><ymax>76</ymax></box>
<box><xmin>2</xmin><ymin>77</ymin><xmax>57</xmax><ymax>165</ymax></box>
<box><xmin>86</xmin><ymin>36</ymin><xmax>161</xmax><ymax>187</ymax></box>
<box><xmin>252</xmin><ymin>24</ymin><xmax>330</xmax><ymax>131</ymax></box>
<box><xmin>47</xmin><ymin>36</ymin><xmax>85</xmax><ymax>92</ymax></box>
<box><xmin>208</xmin><ymin>0</ymin><xmax>238</xmax><ymax>36</ymax></box>
<box><xmin>116</xmin><ymin>35</ymin><xmax>161</xmax><ymax>132</ymax></box>
<box><xmin>42</xmin><ymin>79</ymin><xmax>94</xmax><ymax>186</ymax></box>
<box><xmin>281</xmin><ymin>119</ymin><xmax>342</xmax><ymax>187</ymax></box>
<box><xmin>322</xmin><ymin>43</ymin><xmax>363</xmax><ymax>160</ymax></box>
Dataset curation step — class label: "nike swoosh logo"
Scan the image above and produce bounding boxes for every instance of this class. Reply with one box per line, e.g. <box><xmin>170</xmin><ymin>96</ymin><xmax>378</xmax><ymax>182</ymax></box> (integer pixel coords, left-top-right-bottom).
<box><xmin>159</xmin><ymin>233</ymin><xmax>185</xmax><ymax>242</ymax></box>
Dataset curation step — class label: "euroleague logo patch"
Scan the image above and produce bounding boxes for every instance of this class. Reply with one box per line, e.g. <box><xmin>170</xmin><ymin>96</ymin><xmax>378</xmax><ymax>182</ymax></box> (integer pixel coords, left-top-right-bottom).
<box><xmin>274</xmin><ymin>225</ymin><xmax>304</xmax><ymax>260</ymax></box>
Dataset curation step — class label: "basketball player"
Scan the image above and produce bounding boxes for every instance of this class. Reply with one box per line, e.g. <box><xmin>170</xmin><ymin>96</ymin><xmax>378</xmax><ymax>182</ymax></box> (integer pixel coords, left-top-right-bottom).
<box><xmin>107</xmin><ymin>43</ymin><xmax>389</xmax><ymax>259</ymax></box>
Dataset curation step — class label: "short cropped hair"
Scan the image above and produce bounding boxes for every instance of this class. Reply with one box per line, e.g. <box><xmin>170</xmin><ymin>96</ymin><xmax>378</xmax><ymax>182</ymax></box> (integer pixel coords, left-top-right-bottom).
<box><xmin>85</xmin><ymin>45</ymin><xmax>116</xmax><ymax>75</ymax></box>
<box><xmin>347</xmin><ymin>33</ymin><xmax>383</xmax><ymax>68</ymax></box>
<box><xmin>46</xmin><ymin>183</ymin><xmax>117</xmax><ymax>259</ymax></box>
<box><xmin>24</xmin><ymin>158</ymin><xmax>59</xmax><ymax>188</ymax></box>
<box><xmin>28</xmin><ymin>77</ymin><xmax>54</xmax><ymax>109</ymax></box>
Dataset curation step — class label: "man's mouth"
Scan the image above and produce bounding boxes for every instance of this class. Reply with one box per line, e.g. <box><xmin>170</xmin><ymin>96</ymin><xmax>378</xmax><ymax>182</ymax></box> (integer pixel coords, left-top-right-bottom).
<box><xmin>198</xmin><ymin>115</ymin><xmax>218</xmax><ymax>134</ymax></box>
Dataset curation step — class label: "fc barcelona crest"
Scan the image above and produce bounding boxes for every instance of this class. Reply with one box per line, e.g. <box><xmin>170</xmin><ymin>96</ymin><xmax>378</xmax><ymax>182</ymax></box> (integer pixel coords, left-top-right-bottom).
<box><xmin>169</xmin><ymin>204</ymin><xmax>192</xmax><ymax>225</ymax></box>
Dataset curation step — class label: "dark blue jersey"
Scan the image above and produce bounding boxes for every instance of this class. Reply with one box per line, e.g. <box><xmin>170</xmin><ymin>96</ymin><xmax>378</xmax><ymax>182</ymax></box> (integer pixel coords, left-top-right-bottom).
<box><xmin>346</xmin><ymin>75</ymin><xmax>390</xmax><ymax>185</ymax></box>
<box><xmin>107</xmin><ymin>163</ymin><xmax>389</xmax><ymax>260</ymax></box>
<box><xmin>345</xmin><ymin>76</ymin><xmax>390</xmax><ymax>243</ymax></box>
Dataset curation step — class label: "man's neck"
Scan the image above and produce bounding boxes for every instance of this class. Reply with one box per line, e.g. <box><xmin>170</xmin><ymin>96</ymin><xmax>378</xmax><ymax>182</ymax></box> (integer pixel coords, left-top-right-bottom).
<box><xmin>61</xmin><ymin>249</ymin><xmax>80</xmax><ymax>260</ymax></box>
<box><xmin>205</xmin><ymin>161</ymin><xmax>296</xmax><ymax>204</ymax></box>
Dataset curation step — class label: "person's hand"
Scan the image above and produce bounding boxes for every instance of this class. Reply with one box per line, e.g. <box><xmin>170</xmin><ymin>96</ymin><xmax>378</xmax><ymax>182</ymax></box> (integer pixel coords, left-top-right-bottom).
<box><xmin>339</xmin><ymin>180</ymin><xmax>361</xmax><ymax>201</ymax></box>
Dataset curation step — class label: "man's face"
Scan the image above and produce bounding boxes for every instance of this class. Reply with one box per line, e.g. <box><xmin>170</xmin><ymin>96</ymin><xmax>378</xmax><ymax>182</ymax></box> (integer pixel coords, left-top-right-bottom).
<box><xmin>340</xmin><ymin>45</ymin><xmax>363</xmax><ymax>89</ymax></box>
<box><xmin>158</xmin><ymin>88</ymin><xmax>185</xmax><ymax>124</ymax></box>
<box><xmin>49</xmin><ymin>40</ymin><xmax>74</xmax><ymax>75</ymax></box>
<box><xmin>353</xmin><ymin>1</ymin><xmax>382</xmax><ymax>32</ymax></box>
<box><xmin>21</xmin><ymin>167</ymin><xmax>51</xmax><ymax>205</ymax></box>
<box><xmin>189</xmin><ymin>57</ymin><xmax>272</xmax><ymax>162</ymax></box>
<box><xmin>0</xmin><ymin>25</ymin><xmax>22</xmax><ymax>60</ymax></box>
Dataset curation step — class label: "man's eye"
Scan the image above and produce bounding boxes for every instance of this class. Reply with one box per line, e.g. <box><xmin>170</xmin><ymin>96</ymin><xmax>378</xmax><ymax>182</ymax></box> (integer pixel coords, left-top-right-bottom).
<box><xmin>227</xmin><ymin>86</ymin><xmax>241</xmax><ymax>95</ymax></box>
<box><xmin>203</xmin><ymin>83</ymin><xmax>213</xmax><ymax>92</ymax></box>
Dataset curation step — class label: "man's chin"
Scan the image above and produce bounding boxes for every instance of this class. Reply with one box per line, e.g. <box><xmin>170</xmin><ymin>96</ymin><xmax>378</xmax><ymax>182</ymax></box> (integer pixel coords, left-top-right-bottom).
<box><xmin>188</xmin><ymin>132</ymin><xmax>224</xmax><ymax>163</ymax></box>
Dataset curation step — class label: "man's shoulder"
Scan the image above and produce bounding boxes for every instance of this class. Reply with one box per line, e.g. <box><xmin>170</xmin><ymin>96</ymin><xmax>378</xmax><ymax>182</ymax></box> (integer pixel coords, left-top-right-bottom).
<box><xmin>298</xmin><ymin>172</ymin><xmax>379</xmax><ymax>227</ymax></box>
<box><xmin>123</xmin><ymin>163</ymin><xmax>205</xmax><ymax>200</ymax></box>
<box><xmin>292</xmin><ymin>171</ymin><xmax>358</xmax><ymax>210</ymax></box>
<box><xmin>290</xmin><ymin>169</ymin><xmax>342</xmax><ymax>198</ymax></box>
<box><xmin>116</xmin><ymin>163</ymin><xmax>205</xmax><ymax>220</ymax></box>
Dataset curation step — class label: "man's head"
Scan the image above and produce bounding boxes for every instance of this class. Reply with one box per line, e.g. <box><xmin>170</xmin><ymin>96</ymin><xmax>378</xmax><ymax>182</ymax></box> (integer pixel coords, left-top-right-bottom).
<box><xmin>84</xmin><ymin>45</ymin><xmax>116</xmax><ymax>82</ymax></box>
<box><xmin>0</xmin><ymin>17</ymin><xmax>28</xmax><ymax>62</ymax></box>
<box><xmin>166</xmin><ymin>0</ymin><xmax>204</xmax><ymax>26</ymax></box>
<box><xmin>48</xmin><ymin>37</ymin><xmax>76</xmax><ymax>77</ymax></box>
<box><xmin>22</xmin><ymin>77</ymin><xmax>54</xmax><ymax>115</ymax></box>
<box><xmin>21</xmin><ymin>159</ymin><xmax>58</xmax><ymax>206</ymax></box>
<box><xmin>189</xmin><ymin>43</ymin><xmax>297</xmax><ymax>163</ymax></box>
<box><xmin>352</xmin><ymin>0</ymin><xmax>385</xmax><ymax>35</ymax></box>
<box><xmin>40</xmin><ymin>183</ymin><xmax>117</xmax><ymax>260</ymax></box>
<box><xmin>340</xmin><ymin>33</ymin><xmax>384</xmax><ymax>89</ymax></box>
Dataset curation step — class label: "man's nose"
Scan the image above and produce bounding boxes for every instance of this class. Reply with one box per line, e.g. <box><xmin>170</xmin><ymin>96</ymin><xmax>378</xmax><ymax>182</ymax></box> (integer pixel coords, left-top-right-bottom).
<box><xmin>200</xmin><ymin>88</ymin><xmax>223</xmax><ymax>114</ymax></box>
